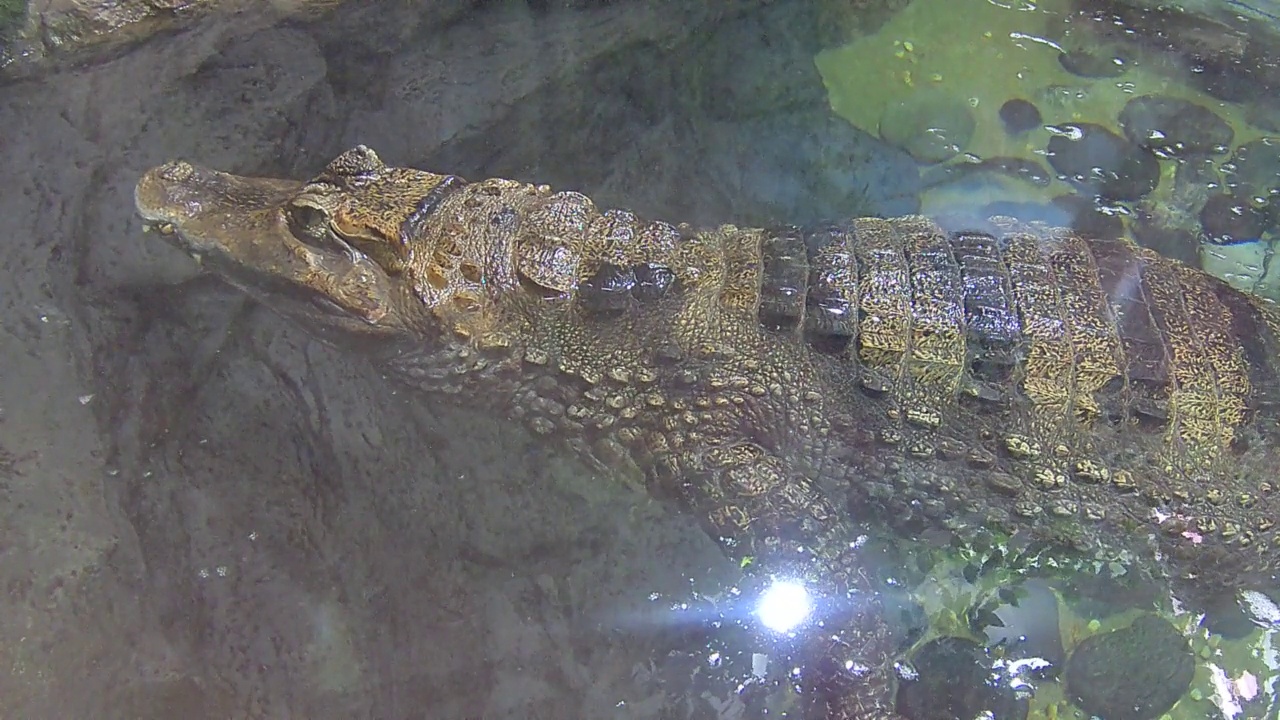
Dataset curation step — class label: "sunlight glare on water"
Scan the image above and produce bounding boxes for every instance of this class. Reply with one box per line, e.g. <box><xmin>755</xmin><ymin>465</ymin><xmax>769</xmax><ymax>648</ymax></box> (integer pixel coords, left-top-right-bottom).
<box><xmin>756</xmin><ymin>578</ymin><xmax>813</xmax><ymax>633</ymax></box>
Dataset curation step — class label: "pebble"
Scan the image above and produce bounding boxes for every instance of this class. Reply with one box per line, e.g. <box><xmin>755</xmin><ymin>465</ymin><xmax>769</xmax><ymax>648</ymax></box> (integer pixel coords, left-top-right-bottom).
<box><xmin>1223</xmin><ymin>139</ymin><xmax>1280</xmax><ymax>203</ymax></box>
<box><xmin>998</xmin><ymin>98</ymin><xmax>1042</xmax><ymax>136</ymax></box>
<box><xmin>1119</xmin><ymin>95</ymin><xmax>1234</xmax><ymax>157</ymax></box>
<box><xmin>1058</xmin><ymin>48</ymin><xmax>1128</xmax><ymax>78</ymax></box>
<box><xmin>1046</xmin><ymin>122</ymin><xmax>1161</xmax><ymax>200</ymax></box>
<box><xmin>1064</xmin><ymin>614</ymin><xmax>1195</xmax><ymax>720</ymax></box>
<box><xmin>1200</xmin><ymin>193</ymin><xmax>1274</xmax><ymax>245</ymax></box>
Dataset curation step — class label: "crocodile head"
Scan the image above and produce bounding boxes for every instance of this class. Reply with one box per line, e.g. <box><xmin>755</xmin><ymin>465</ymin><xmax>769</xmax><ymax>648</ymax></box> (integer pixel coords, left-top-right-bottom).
<box><xmin>135</xmin><ymin>146</ymin><xmax>469</xmax><ymax>349</ymax></box>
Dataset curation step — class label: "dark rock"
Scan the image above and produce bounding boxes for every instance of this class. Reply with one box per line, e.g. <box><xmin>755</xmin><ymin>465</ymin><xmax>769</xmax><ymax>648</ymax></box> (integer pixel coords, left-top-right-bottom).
<box><xmin>1055</xmin><ymin>1</ymin><xmax>1248</xmax><ymax>69</ymax></box>
<box><xmin>1050</xmin><ymin>194</ymin><xmax>1125</xmax><ymax>239</ymax></box>
<box><xmin>1202</xmin><ymin>592</ymin><xmax>1261</xmax><ymax>640</ymax></box>
<box><xmin>1223</xmin><ymin>139</ymin><xmax>1280</xmax><ymax>203</ymax></box>
<box><xmin>1055</xmin><ymin>571</ymin><xmax>1164</xmax><ymax>622</ymax></box>
<box><xmin>896</xmin><ymin>636</ymin><xmax>1028</xmax><ymax>720</ymax></box>
<box><xmin>879</xmin><ymin>89</ymin><xmax>976</xmax><ymax>164</ymax></box>
<box><xmin>1188</xmin><ymin>42</ymin><xmax>1280</xmax><ymax>105</ymax></box>
<box><xmin>1133</xmin><ymin>219</ymin><xmax>1201</xmax><ymax>266</ymax></box>
<box><xmin>1064</xmin><ymin>614</ymin><xmax>1195</xmax><ymax>720</ymax></box>
<box><xmin>1058</xmin><ymin>48</ymin><xmax>1127</xmax><ymax>78</ymax></box>
<box><xmin>1190</xmin><ymin>58</ymin><xmax>1258</xmax><ymax>103</ymax></box>
<box><xmin>1245</xmin><ymin>98</ymin><xmax>1280</xmax><ymax>133</ymax></box>
<box><xmin>999</xmin><ymin>98</ymin><xmax>1042</xmax><ymax>136</ymax></box>
<box><xmin>1200</xmin><ymin>193</ymin><xmax>1273</xmax><ymax>245</ymax></box>
<box><xmin>1119</xmin><ymin>95</ymin><xmax>1234</xmax><ymax>157</ymax></box>
<box><xmin>1046</xmin><ymin>122</ymin><xmax>1161</xmax><ymax>200</ymax></box>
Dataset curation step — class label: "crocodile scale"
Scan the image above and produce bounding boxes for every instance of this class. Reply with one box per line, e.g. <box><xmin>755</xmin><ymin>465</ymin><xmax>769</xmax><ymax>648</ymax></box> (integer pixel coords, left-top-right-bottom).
<box><xmin>135</xmin><ymin>146</ymin><xmax>1280</xmax><ymax>720</ymax></box>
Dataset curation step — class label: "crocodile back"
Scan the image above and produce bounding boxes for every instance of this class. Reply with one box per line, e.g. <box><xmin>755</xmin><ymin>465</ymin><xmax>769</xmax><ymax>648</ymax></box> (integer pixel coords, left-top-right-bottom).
<box><xmin>757</xmin><ymin>215</ymin><xmax>1280</xmax><ymax>591</ymax></box>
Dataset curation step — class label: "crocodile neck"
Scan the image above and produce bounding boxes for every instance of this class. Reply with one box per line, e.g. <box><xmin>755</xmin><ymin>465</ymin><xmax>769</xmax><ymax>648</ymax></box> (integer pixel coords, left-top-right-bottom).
<box><xmin>377</xmin><ymin>176</ymin><xmax>831</xmax><ymax>486</ymax></box>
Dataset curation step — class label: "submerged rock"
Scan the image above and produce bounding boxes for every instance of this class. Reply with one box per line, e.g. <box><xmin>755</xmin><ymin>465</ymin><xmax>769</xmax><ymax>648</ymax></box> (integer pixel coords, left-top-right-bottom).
<box><xmin>1200</xmin><ymin>193</ymin><xmax>1274</xmax><ymax>245</ymax></box>
<box><xmin>1202</xmin><ymin>592</ymin><xmax>1263</xmax><ymax>640</ymax></box>
<box><xmin>998</xmin><ymin>98</ymin><xmax>1042</xmax><ymax>136</ymax></box>
<box><xmin>896</xmin><ymin>636</ymin><xmax>1028</xmax><ymax>720</ymax></box>
<box><xmin>1119</xmin><ymin>95</ymin><xmax>1234</xmax><ymax>157</ymax></box>
<box><xmin>1050</xmin><ymin>194</ymin><xmax>1124</xmax><ymax>239</ymax></box>
<box><xmin>1058</xmin><ymin>48</ymin><xmax>1128</xmax><ymax>78</ymax></box>
<box><xmin>1131</xmin><ymin>158</ymin><xmax>1216</xmax><ymax>266</ymax></box>
<box><xmin>879</xmin><ymin>89</ymin><xmax>976</xmax><ymax>164</ymax></box>
<box><xmin>1046</xmin><ymin>122</ymin><xmax>1160</xmax><ymax>200</ymax></box>
<box><xmin>0</xmin><ymin>0</ymin><xmax>343</xmax><ymax>81</ymax></box>
<box><xmin>1133</xmin><ymin>216</ymin><xmax>1201</xmax><ymax>266</ymax></box>
<box><xmin>1064</xmin><ymin>614</ymin><xmax>1194</xmax><ymax>720</ymax></box>
<box><xmin>1223</xmin><ymin>139</ymin><xmax>1280</xmax><ymax>203</ymax></box>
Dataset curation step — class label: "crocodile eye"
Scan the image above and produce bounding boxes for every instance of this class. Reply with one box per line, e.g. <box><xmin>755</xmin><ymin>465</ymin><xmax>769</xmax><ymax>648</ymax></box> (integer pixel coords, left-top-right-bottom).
<box><xmin>286</xmin><ymin>203</ymin><xmax>331</xmax><ymax>242</ymax></box>
<box><xmin>286</xmin><ymin>202</ymin><xmax>359</xmax><ymax>260</ymax></box>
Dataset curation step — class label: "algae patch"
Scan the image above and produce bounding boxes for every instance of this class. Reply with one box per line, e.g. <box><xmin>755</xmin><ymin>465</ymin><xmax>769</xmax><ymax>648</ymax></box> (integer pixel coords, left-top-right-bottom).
<box><xmin>814</xmin><ymin>0</ymin><xmax>1266</xmax><ymax>202</ymax></box>
<box><xmin>0</xmin><ymin>0</ymin><xmax>27</xmax><ymax>40</ymax></box>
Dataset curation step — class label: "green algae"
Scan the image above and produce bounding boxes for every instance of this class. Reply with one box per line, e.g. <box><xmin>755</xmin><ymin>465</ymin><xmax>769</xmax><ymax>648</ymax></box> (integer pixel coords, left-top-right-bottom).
<box><xmin>0</xmin><ymin>0</ymin><xmax>26</xmax><ymax>40</ymax></box>
<box><xmin>814</xmin><ymin>0</ymin><xmax>1269</xmax><ymax>214</ymax></box>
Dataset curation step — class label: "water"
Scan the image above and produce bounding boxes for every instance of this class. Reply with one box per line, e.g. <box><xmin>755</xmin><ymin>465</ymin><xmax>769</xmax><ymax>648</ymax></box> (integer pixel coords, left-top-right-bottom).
<box><xmin>2</xmin><ymin>1</ymin><xmax>1280</xmax><ymax>719</ymax></box>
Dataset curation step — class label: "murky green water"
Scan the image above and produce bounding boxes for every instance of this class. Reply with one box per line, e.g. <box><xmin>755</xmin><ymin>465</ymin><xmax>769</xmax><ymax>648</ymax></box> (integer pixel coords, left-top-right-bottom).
<box><xmin>819</xmin><ymin>0</ymin><xmax>1280</xmax><ymax>304</ymax></box>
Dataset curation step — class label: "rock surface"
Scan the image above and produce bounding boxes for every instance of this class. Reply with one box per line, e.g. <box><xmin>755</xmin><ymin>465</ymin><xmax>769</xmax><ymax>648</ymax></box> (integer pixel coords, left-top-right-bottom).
<box><xmin>1046</xmin><ymin>122</ymin><xmax>1161</xmax><ymax>200</ymax></box>
<box><xmin>0</xmin><ymin>1</ymin><xmax>920</xmax><ymax>718</ymax></box>
<box><xmin>1</xmin><ymin>0</ymin><xmax>346</xmax><ymax>80</ymax></box>
<box><xmin>1064</xmin><ymin>614</ymin><xmax>1195</xmax><ymax>720</ymax></box>
<box><xmin>1118</xmin><ymin>95</ymin><xmax>1234</xmax><ymax>157</ymax></box>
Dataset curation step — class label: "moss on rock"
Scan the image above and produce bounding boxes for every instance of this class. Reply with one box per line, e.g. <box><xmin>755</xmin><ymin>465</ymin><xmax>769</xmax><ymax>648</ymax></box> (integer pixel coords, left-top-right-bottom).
<box><xmin>0</xmin><ymin>0</ymin><xmax>26</xmax><ymax>37</ymax></box>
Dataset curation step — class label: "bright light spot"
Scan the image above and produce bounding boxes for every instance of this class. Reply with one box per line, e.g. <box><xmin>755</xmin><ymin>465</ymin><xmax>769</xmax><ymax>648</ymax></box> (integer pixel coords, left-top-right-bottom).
<box><xmin>756</xmin><ymin>579</ymin><xmax>813</xmax><ymax>633</ymax></box>
<box><xmin>1240</xmin><ymin>589</ymin><xmax>1280</xmax><ymax>627</ymax></box>
<box><xmin>751</xmin><ymin>653</ymin><xmax>769</xmax><ymax>678</ymax></box>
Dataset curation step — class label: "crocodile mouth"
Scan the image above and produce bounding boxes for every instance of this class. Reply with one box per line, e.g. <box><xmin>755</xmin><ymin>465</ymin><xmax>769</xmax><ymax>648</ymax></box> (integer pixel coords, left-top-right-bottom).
<box><xmin>135</xmin><ymin>160</ymin><xmax>408</xmax><ymax>340</ymax></box>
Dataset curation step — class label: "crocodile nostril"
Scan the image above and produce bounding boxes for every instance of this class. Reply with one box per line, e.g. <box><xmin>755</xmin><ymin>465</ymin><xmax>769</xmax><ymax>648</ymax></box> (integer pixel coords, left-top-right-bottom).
<box><xmin>159</xmin><ymin>161</ymin><xmax>195</xmax><ymax>183</ymax></box>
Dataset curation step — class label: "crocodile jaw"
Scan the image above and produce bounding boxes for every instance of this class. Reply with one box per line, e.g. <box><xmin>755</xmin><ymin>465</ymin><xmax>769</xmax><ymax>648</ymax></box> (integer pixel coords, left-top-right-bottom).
<box><xmin>135</xmin><ymin>160</ymin><xmax>411</xmax><ymax>344</ymax></box>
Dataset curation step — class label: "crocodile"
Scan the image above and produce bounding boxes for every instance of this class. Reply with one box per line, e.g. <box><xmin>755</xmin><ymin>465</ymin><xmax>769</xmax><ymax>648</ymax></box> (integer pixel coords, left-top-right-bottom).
<box><xmin>135</xmin><ymin>145</ymin><xmax>1280</xmax><ymax>719</ymax></box>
